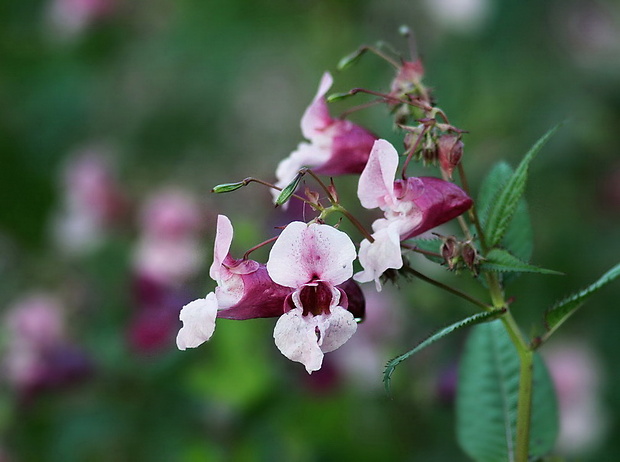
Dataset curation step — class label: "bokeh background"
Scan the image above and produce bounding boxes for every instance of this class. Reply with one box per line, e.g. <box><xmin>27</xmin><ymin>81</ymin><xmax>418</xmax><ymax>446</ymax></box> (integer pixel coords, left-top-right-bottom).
<box><xmin>1</xmin><ymin>0</ymin><xmax>619</xmax><ymax>460</ymax></box>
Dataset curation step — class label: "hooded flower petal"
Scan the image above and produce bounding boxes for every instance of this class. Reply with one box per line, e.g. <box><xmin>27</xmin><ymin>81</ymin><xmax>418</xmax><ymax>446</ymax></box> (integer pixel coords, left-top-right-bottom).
<box><xmin>267</xmin><ymin>222</ymin><xmax>356</xmax><ymax>288</ymax></box>
<box><xmin>273</xmin><ymin>306</ymin><xmax>356</xmax><ymax>373</ymax></box>
<box><xmin>354</xmin><ymin>223</ymin><xmax>403</xmax><ymax>291</ymax></box>
<box><xmin>216</xmin><ymin>265</ymin><xmax>292</xmax><ymax>320</ymax></box>
<box><xmin>399</xmin><ymin>176</ymin><xmax>473</xmax><ymax>239</ymax></box>
<box><xmin>313</xmin><ymin>121</ymin><xmax>378</xmax><ymax>176</ymax></box>
<box><xmin>176</xmin><ymin>293</ymin><xmax>217</xmax><ymax>350</ymax></box>
<box><xmin>357</xmin><ymin>139</ymin><xmax>399</xmax><ymax>209</ymax></box>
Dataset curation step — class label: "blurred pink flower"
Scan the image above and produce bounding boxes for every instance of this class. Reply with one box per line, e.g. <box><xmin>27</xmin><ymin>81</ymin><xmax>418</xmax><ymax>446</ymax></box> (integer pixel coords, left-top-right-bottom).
<box><xmin>132</xmin><ymin>188</ymin><xmax>205</xmax><ymax>287</ymax></box>
<box><xmin>139</xmin><ymin>189</ymin><xmax>203</xmax><ymax>240</ymax></box>
<box><xmin>274</xmin><ymin>72</ymin><xmax>377</xmax><ymax>198</ymax></box>
<box><xmin>3</xmin><ymin>293</ymin><xmax>91</xmax><ymax>398</ymax></box>
<box><xmin>544</xmin><ymin>341</ymin><xmax>608</xmax><ymax>456</ymax></box>
<box><xmin>53</xmin><ymin>149</ymin><xmax>125</xmax><ymax>255</ymax></box>
<box><xmin>48</xmin><ymin>0</ymin><xmax>116</xmax><ymax>38</ymax></box>
<box><xmin>355</xmin><ymin>139</ymin><xmax>472</xmax><ymax>289</ymax></box>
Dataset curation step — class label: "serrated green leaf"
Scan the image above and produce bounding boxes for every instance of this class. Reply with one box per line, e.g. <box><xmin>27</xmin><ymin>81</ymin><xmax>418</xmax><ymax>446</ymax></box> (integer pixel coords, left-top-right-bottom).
<box><xmin>406</xmin><ymin>238</ymin><xmax>444</xmax><ymax>264</ymax></box>
<box><xmin>481</xmin><ymin>248</ymin><xmax>562</xmax><ymax>275</ymax></box>
<box><xmin>477</xmin><ymin>162</ymin><xmax>533</xmax><ymax>261</ymax></box>
<box><xmin>484</xmin><ymin>125</ymin><xmax>559</xmax><ymax>248</ymax></box>
<box><xmin>544</xmin><ymin>262</ymin><xmax>620</xmax><ymax>339</ymax></box>
<box><xmin>383</xmin><ymin>309</ymin><xmax>504</xmax><ymax>393</ymax></box>
<box><xmin>457</xmin><ymin>320</ymin><xmax>558</xmax><ymax>462</ymax></box>
<box><xmin>477</xmin><ymin>162</ymin><xmax>534</xmax><ymax>286</ymax></box>
<box><xmin>477</xmin><ymin>162</ymin><xmax>513</xmax><ymax>227</ymax></box>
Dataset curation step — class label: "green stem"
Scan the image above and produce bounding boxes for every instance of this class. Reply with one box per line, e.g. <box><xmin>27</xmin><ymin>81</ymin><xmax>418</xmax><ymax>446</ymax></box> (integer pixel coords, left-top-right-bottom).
<box><xmin>484</xmin><ymin>271</ymin><xmax>532</xmax><ymax>462</ymax></box>
<box><xmin>457</xmin><ymin>164</ymin><xmax>487</xmax><ymax>251</ymax></box>
<box><xmin>402</xmin><ymin>266</ymin><xmax>492</xmax><ymax>312</ymax></box>
<box><xmin>514</xmin><ymin>349</ymin><xmax>534</xmax><ymax>462</ymax></box>
<box><xmin>330</xmin><ymin>204</ymin><xmax>374</xmax><ymax>243</ymax></box>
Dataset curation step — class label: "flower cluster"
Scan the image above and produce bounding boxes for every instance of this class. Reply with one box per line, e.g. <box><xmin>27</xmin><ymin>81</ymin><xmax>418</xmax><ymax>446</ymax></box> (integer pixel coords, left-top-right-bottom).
<box><xmin>177</xmin><ymin>55</ymin><xmax>473</xmax><ymax>373</ymax></box>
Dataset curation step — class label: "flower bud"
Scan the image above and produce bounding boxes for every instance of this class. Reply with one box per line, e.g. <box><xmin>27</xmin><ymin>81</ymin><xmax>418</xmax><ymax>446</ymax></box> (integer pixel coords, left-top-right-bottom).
<box><xmin>461</xmin><ymin>241</ymin><xmax>480</xmax><ymax>276</ymax></box>
<box><xmin>337</xmin><ymin>47</ymin><xmax>367</xmax><ymax>71</ymax></box>
<box><xmin>438</xmin><ymin>134</ymin><xmax>464</xmax><ymax>179</ymax></box>
<box><xmin>422</xmin><ymin>136</ymin><xmax>439</xmax><ymax>166</ymax></box>
<box><xmin>390</xmin><ymin>60</ymin><xmax>425</xmax><ymax>99</ymax></box>
<box><xmin>276</xmin><ymin>170</ymin><xmax>305</xmax><ymax>207</ymax></box>
<box><xmin>440</xmin><ymin>236</ymin><xmax>460</xmax><ymax>270</ymax></box>
<box><xmin>211</xmin><ymin>181</ymin><xmax>246</xmax><ymax>193</ymax></box>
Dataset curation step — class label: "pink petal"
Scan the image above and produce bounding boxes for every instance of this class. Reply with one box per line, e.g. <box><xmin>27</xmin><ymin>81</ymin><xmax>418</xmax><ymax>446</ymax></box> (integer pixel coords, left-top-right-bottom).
<box><xmin>273</xmin><ymin>308</ymin><xmax>325</xmax><ymax>373</ymax></box>
<box><xmin>300</xmin><ymin>72</ymin><xmax>334</xmax><ymax>140</ymax></box>
<box><xmin>357</xmin><ymin>139</ymin><xmax>399</xmax><ymax>210</ymax></box>
<box><xmin>209</xmin><ymin>215</ymin><xmax>234</xmax><ymax>282</ymax></box>
<box><xmin>267</xmin><ymin>222</ymin><xmax>356</xmax><ymax>288</ymax></box>
<box><xmin>313</xmin><ymin>120</ymin><xmax>377</xmax><ymax>176</ymax></box>
<box><xmin>354</xmin><ymin>223</ymin><xmax>403</xmax><ymax>291</ymax></box>
<box><xmin>176</xmin><ymin>293</ymin><xmax>217</xmax><ymax>350</ymax></box>
<box><xmin>216</xmin><ymin>265</ymin><xmax>292</xmax><ymax>319</ymax></box>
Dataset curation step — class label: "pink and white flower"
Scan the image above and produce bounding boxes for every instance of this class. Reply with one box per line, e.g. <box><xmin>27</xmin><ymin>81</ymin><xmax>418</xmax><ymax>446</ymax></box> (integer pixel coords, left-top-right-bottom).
<box><xmin>176</xmin><ymin>215</ymin><xmax>292</xmax><ymax>350</ymax></box>
<box><xmin>177</xmin><ymin>216</ymin><xmax>365</xmax><ymax>374</ymax></box>
<box><xmin>274</xmin><ymin>72</ymin><xmax>377</xmax><ymax>198</ymax></box>
<box><xmin>267</xmin><ymin>221</ymin><xmax>359</xmax><ymax>373</ymax></box>
<box><xmin>355</xmin><ymin>139</ymin><xmax>473</xmax><ymax>290</ymax></box>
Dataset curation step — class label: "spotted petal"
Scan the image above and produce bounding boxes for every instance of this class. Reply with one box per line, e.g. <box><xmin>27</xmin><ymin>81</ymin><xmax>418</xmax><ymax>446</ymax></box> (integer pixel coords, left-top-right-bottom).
<box><xmin>267</xmin><ymin>222</ymin><xmax>356</xmax><ymax>288</ymax></box>
<box><xmin>273</xmin><ymin>306</ymin><xmax>357</xmax><ymax>373</ymax></box>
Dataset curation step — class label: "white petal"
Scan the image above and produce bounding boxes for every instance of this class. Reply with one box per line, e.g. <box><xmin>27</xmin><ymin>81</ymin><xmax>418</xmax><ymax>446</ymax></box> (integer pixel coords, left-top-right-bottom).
<box><xmin>354</xmin><ymin>224</ymin><xmax>403</xmax><ymax>291</ymax></box>
<box><xmin>273</xmin><ymin>308</ymin><xmax>324</xmax><ymax>373</ymax></box>
<box><xmin>176</xmin><ymin>293</ymin><xmax>218</xmax><ymax>350</ymax></box>
<box><xmin>317</xmin><ymin>306</ymin><xmax>357</xmax><ymax>353</ymax></box>
<box><xmin>267</xmin><ymin>222</ymin><xmax>356</xmax><ymax>288</ymax></box>
<box><xmin>357</xmin><ymin>139</ymin><xmax>398</xmax><ymax>210</ymax></box>
<box><xmin>209</xmin><ymin>215</ymin><xmax>234</xmax><ymax>282</ymax></box>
